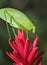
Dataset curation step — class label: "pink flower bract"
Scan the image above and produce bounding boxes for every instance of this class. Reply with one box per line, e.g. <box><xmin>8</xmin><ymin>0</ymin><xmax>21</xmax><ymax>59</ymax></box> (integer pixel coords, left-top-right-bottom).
<box><xmin>6</xmin><ymin>30</ymin><xmax>44</xmax><ymax>65</ymax></box>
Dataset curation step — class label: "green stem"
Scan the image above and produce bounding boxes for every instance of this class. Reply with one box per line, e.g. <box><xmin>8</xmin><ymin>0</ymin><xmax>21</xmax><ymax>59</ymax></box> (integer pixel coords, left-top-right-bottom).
<box><xmin>12</xmin><ymin>27</ymin><xmax>16</xmax><ymax>36</ymax></box>
<box><xmin>10</xmin><ymin>14</ymin><xmax>16</xmax><ymax>36</ymax></box>
<box><xmin>4</xmin><ymin>11</ymin><xmax>11</xmax><ymax>40</ymax></box>
<box><xmin>26</xmin><ymin>31</ymin><xmax>29</xmax><ymax>39</ymax></box>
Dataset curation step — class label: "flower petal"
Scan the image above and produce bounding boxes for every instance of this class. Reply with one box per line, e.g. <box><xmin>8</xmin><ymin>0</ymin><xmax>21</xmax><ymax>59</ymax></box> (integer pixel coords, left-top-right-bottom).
<box><xmin>13</xmin><ymin>63</ymin><xmax>23</xmax><ymax>65</ymax></box>
<box><xmin>8</xmin><ymin>40</ymin><xmax>18</xmax><ymax>53</ymax></box>
<box><xmin>6</xmin><ymin>52</ymin><xmax>20</xmax><ymax>63</ymax></box>
<box><xmin>28</xmin><ymin>47</ymin><xmax>38</xmax><ymax>63</ymax></box>
<box><xmin>33</xmin><ymin>37</ymin><xmax>39</xmax><ymax>48</ymax></box>
<box><xmin>18</xmin><ymin>30</ymin><xmax>25</xmax><ymax>42</ymax></box>
<box><xmin>36</xmin><ymin>57</ymin><xmax>42</xmax><ymax>65</ymax></box>
<box><xmin>32</xmin><ymin>51</ymin><xmax>44</xmax><ymax>64</ymax></box>
<box><xmin>15</xmin><ymin>36</ymin><xmax>24</xmax><ymax>58</ymax></box>
<box><xmin>24</xmin><ymin>39</ymin><xmax>30</xmax><ymax>59</ymax></box>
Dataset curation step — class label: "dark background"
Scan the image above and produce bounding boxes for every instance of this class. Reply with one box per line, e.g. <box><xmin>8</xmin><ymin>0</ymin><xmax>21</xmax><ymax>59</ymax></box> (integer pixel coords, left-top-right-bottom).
<box><xmin>0</xmin><ymin>0</ymin><xmax>47</xmax><ymax>65</ymax></box>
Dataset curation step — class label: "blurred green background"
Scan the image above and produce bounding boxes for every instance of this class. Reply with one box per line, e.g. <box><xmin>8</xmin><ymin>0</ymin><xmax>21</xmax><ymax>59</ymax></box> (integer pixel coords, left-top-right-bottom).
<box><xmin>0</xmin><ymin>0</ymin><xmax>47</xmax><ymax>65</ymax></box>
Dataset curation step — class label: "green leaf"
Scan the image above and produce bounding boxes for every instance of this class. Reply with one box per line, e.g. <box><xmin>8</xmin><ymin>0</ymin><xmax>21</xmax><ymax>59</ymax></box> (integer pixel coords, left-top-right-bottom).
<box><xmin>0</xmin><ymin>8</ymin><xmax>36</xmax><ymax>32</ymax></box>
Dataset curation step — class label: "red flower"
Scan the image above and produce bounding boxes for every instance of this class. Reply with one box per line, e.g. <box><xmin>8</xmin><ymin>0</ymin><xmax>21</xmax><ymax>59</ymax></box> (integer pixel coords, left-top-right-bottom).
<box><xmin>6</xmin><ymin>30</ymin><xmax>44</xmax><ymax>65</ymax></box>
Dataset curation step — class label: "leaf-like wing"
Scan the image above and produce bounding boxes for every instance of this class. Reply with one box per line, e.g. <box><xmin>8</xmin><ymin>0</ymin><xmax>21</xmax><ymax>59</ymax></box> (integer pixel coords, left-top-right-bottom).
<box><xmin>0</xmin><ymin>8</ymin><xmax>36</xmax><ymax>32</ymax></box>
